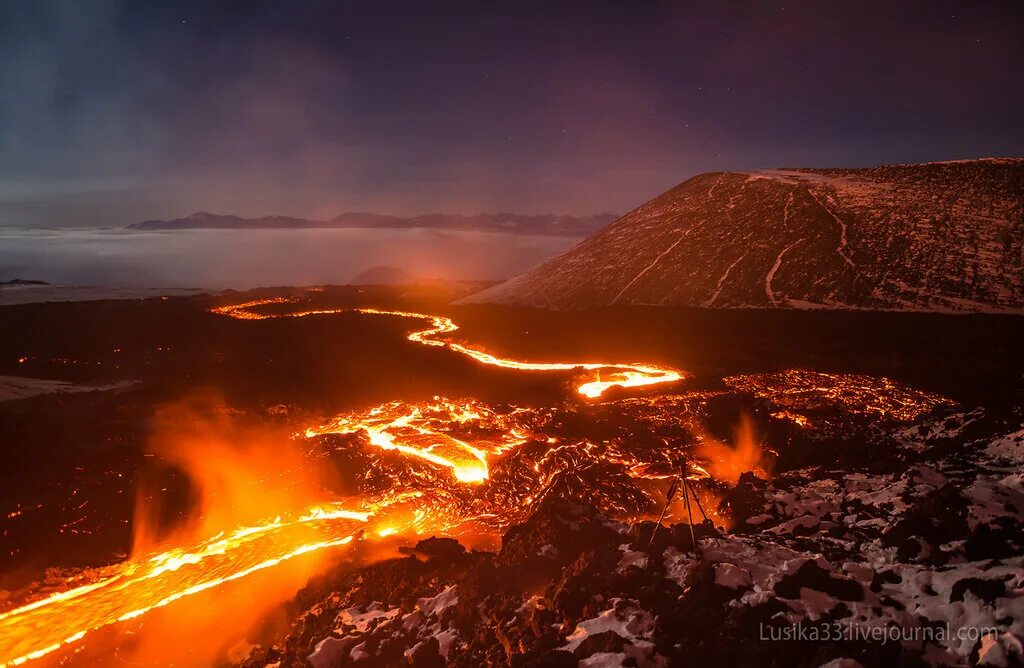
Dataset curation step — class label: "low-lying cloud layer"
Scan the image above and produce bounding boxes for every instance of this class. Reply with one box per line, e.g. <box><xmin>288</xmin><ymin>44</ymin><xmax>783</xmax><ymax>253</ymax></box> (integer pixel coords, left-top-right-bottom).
<box><xmin>0</xmin><ymin>228</ymin><xmax>576</xmax><ymax>289</ymax></box>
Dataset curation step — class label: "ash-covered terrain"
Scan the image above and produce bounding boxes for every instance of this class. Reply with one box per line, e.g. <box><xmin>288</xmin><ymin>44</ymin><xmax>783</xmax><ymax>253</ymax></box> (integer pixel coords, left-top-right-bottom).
<box><xmin>463</xmin><ymin>159</ymin><xmax>1024</xmax><ymax>312</ymax></box>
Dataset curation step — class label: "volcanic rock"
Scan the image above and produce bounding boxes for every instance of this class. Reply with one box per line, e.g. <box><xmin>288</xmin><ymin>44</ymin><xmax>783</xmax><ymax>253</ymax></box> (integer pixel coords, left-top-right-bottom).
<box><xmin>461</xmin><ymin>159</ymin><xmax>1024</xmax><ymax>312</ymax></box>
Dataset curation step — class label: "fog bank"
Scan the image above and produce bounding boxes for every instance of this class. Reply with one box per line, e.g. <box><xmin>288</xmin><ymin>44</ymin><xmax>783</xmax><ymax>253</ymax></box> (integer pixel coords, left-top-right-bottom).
<box><xmin>0</xmin><ymin>227</ymin><xmax>576</xmax><ymax>290</ymax></box>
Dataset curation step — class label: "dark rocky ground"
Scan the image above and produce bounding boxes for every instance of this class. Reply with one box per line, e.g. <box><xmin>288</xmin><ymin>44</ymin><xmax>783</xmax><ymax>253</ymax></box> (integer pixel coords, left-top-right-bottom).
<box><xmin>234</xmin><ymin>407</ymin><xmax>1024</xmax><ymax>668</ymax></box>
<box><xmin>1</xmin><ymin>287</ymin><xmax>1022</xmax><ymax>667</ymax></box>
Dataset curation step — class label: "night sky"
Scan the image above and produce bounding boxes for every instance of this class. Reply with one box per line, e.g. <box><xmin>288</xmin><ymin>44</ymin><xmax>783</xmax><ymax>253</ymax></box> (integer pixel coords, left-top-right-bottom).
<box><xmin>2</xmin><ymin>1</ymin><xmax>1022</xmax><ymax>227</ymax></box>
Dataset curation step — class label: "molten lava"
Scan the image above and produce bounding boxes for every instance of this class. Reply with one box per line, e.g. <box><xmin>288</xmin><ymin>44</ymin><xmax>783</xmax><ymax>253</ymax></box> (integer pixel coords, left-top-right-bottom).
<box><xmin>0</xmin><ymin>298</ymin><xmax>952</xmax><ymax>666</ymax></box>
<box><xmin>0</xmin><ymin>300</ymin><xmax>687</xmax><ymax>666</ymax></box>
<box><xmin>724</xmin><ymin>370</ymin><xmax>951</xmax><ymax>421</ymax></box>
<box><xmin>358</xmin><ymin>306</ymin><xmax>685</xmax><ymax>398</ymax></box>
<box><xmin>0</xmin><ymin>505</ymin><xmax>367</xmax><ymax>667</ymax></box>
<box><xmin>304</xmin><ymin>398</ymin><xmax>528</xmax><ymax>484</ymax></box>
<box><xmin>212</xmin><ymin>299</ymin><xmax>684</xmax><ymax>399</ymax></box>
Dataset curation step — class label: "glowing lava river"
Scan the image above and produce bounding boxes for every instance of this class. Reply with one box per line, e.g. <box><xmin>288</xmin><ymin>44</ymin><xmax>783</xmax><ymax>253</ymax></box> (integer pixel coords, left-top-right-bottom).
<box><xmin>0</xmin><ymin>298</ymin><xmax>689</xmax><ymax>666</ymax></box>
<box><xmin>0</xmin><ymin>297</ymin><xmax>953</xmax><ymax>666</ymax></box>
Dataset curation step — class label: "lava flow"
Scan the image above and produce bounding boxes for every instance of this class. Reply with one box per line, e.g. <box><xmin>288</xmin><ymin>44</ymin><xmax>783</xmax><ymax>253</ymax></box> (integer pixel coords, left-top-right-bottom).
<box><xmin>0</xmin><ymin>298</ymin><xmax>950</xmax><ymax>666</ymax></box>
<box><xmin>0</xmin><ymin>299</ymin><xmax>686</xmax><ymax>666</ymax></box>
<box><xmin>213</xmin><ymin>299</ymin><xmax>686</xmax><ymax>398</ymax></box>
<box><xmin>0</xmin><ymin>504</ymin><xmax>369</xmax><ymax>667</ymax></box>
<box><xmin>0</xmin><ymin>299</ymin><xmax>954</xmax><ymax>667</ymax></box>
<box><xmin>304</xmin><ymin>398</ymin><xmax>530</xmax><ymax>484</ymax></box>
<box><xmin>357</xmin><ymin>307</ymin><xmax>685</xmax><ymax>398</ymax></box>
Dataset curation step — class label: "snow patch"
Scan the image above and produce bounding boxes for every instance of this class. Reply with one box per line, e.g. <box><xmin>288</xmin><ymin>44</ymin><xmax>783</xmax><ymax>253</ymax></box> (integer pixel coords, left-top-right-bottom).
<box><xmin>416</xmin><ymin>585</ymin><xmax>459</xmax><ymax>617</ymax></box>
<box><xmin>0</xmin><ymin>376</ymin><xmax>139</xmax><ymax>403</ymax></box>
<box><xmin>307</xmin><ymin>636</ymin><xmax>348</xmax><ymax>668</ymax></box>
<box><xmin>335</xmin><ymin>602</ymin><xmax>400</xmax><ymax>633</ymax></box>
<box><xmin>561</xmin><ymin>599</ymin><xmax>656</xmax><ymax>653</ymax></box>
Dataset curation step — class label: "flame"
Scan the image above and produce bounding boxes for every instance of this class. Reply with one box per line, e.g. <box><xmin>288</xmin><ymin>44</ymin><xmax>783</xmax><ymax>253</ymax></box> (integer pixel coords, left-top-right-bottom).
<box><xmin>691</xmin><ymin>413</ymin><xmax>770</xmax><ymax>485</ymax></box>
<box><xmin>0</xmin><ymin>398</ymin><xmax>375</xmax><ymax>667</ymax></box>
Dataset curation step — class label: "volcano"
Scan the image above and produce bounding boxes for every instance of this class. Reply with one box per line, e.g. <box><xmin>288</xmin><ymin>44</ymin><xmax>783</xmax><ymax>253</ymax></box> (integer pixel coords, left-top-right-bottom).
<box><xmin>461</xmin><ymin>159</ymin><xmax>1024</xmax><ymax>312</ymax></box>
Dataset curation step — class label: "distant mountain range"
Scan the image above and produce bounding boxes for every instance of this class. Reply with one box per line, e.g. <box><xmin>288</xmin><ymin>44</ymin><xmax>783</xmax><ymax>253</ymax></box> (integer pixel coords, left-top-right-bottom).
<box><xmin>461</xmin><ymin>158</ymin><xmax>1024</xmax><ymax>313</ymax></box>
<box><xmin>128</xmin><ymin>211</ymin><xmax>617</xmax><ymax>236</ymax></box>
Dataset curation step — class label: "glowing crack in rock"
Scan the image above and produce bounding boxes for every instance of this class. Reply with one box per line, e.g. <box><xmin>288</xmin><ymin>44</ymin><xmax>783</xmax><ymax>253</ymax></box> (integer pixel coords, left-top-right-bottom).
<box><xmin>724</xmin><ymin>370</ymin><xmax>952</xmax><ymax>422</ymax></box>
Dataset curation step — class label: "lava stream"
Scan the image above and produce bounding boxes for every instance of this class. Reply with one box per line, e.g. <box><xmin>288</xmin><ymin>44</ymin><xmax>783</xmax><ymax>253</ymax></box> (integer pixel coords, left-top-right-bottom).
<box><xmin>303</xmin><ymin>398</ymin><xmax>526</xmax><ymax>484</ymax></box>
<box><xmin>0</xmin><ymin>505</ymin><xmax>370</xmax><ymax>667</ymax></box>
<box><xmin>216</xmin><ymin>299</ymin><xmax>685</xmax><ymax>398</ymax></box>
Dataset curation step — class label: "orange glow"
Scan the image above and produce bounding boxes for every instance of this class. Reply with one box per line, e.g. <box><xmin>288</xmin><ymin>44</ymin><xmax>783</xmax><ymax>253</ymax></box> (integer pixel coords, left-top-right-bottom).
<box><xmin>691</xmin><ymin>413</ymin><xmax>770</xmax><ymax>485</ymax></box>
<box><xmin>0</xmin><ymin>398</ymin><xmax>376</xmax><ymax>667</ymax></box>
<box><xmin>0</xmin><ymin>303</ymin><xmax>686</xmax><ymax>666</ymax></box>
<box><xmin>771</xmin><ymin>409</ymin><xmax>810</xmax><ymax>427</ymax></box>
<box><xmin>725</xmin><ymin>370</ymin><xmax>951</xmax><ymax>421</ymax></box>
<box><xmin>3</xmin><ymin>299</ymin><xmax>949</xmax><ymax>666</ymax></box>
<box><xmin>208</xmin><ymin>298</ymin><xmax>292</xmax><ymax>320</ymax></box>
<box><xmin>368</xmin><ymin>307</ymin><xmax>684</xmax><ymax>398</ymax></box>
<box><xmin>304</xmin><ymin>398</ymin><xmax>526</xmax><ymax>484</ymax></box>
<box><xmin>0</xmin><ymin>512</ymin><xmax>364</xmax><ymax>667</ymax></box>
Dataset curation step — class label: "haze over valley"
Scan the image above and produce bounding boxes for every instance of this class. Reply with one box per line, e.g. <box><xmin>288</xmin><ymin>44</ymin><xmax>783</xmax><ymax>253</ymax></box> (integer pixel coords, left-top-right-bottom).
<box><xmin>0</xmin><ymin>226</ymin><xmax>578</xmax><ymax>293</ymax></box>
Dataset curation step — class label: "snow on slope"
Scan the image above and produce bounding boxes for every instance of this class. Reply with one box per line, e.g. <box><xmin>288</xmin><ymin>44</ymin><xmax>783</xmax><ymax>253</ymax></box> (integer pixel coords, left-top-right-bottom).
<box><xmin>0</xmin><ymin>376</ymin><xmax>138</xmax><ymax>402</ymax></box>
<box><xmin>460</xmin><ymin>159</ymin><xmax>1024</xmax><ymax>312</ymax></box>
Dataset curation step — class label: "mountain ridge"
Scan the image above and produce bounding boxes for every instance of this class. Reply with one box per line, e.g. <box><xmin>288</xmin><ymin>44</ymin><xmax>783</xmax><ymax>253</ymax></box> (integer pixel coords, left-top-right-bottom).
<box><xmin>460</xmin><ymin>158</ymin><xmax>1024</xmax><ymax>313</ymax></box>
<box><xmin>128</xmin><ymin>211</ymin><xmax>616</xmax><ymax>236</ymax></box>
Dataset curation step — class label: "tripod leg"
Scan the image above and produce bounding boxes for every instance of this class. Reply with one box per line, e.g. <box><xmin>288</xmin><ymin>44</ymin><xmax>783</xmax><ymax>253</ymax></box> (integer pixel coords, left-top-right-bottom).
<box><xmin>681</xmin><ymin>478</ymin><xmax>698</xmax><ymax>553</ymax></box>
<box><xmin>689</xmin><ymin>480</ymin><xmax>710</xmax><ymax>522</ymax></box>
<box><xmin>648</xmin><ymin>476</ymin><xmax>678</xmax><ymax>549</ymax></box>
<box><xmin>685</xmin><ymin>477</ymin><xmax>721</xmax><ymax>548</ymax></box>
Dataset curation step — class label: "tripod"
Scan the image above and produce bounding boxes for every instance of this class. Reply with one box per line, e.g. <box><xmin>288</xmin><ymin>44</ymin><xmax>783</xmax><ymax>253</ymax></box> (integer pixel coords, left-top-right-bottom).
<box><xmin>649</xmin><ymin>457</ymin><xmax>713</xmax><ymax>552</ymax></box>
